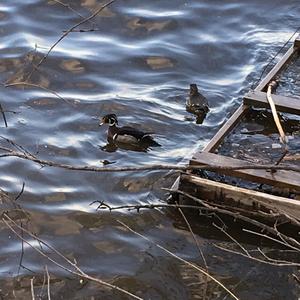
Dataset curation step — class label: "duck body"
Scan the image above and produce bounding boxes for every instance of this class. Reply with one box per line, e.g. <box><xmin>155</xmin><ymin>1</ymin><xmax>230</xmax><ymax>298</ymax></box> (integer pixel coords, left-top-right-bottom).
<box><xmin>186</xmin><ymin>84</ymin><xmax>209</xmax><ymax>120</ymax></box>
<box><xmin>100</xmin><ymin>114</ymin><xmax>160</xmax><ymax>148</ymax></box>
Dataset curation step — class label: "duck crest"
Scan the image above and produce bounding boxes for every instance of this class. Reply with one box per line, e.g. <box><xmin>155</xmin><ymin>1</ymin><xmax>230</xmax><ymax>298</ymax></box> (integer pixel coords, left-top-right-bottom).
<box><xmin>189</xmin><ymin>83</ymin><xmax>199</xmax><ymax>97</ymax></box>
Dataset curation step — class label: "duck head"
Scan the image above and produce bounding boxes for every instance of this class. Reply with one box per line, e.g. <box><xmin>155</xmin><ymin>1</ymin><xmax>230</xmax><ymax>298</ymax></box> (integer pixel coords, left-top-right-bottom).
<box><xmin>99</xmin><ymin>114</ymin><xmax>118</xmax><ymax>126</ymax></box>
<box><xmin>190</xmin><ymin>83</ymin><xmax>199</xmax><ymax>96</ymax></box>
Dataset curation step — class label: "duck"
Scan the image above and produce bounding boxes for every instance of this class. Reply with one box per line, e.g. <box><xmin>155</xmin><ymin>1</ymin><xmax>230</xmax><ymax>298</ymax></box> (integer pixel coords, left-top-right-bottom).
<box><xmin>186</xmin><ymin>84</ymin><xmax>209</xmax><ymax>124</ymax></box>
<box><xmin>99</xmin><ymin>114</ymin><xmax>161</xmax><ymax>148</ymax></box>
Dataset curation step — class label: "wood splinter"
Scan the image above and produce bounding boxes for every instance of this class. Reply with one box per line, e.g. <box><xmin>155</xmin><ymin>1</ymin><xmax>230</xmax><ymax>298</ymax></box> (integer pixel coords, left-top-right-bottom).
<box><xmin>266</xmin><ymin>81</ymin><xmax>288</xmax><ymax>145</ymax></box>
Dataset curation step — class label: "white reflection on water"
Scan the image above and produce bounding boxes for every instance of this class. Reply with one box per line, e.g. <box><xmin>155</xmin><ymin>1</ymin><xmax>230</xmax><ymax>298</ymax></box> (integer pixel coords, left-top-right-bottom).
<box><xmin>124</xmin><ymin>8</ymin><xmax>185</xmax><ymax>18</ymax></box>
<box><xmin>246</xmin><ymin>28</ymin><xmax>293</xmax><ymax>44</ymax></box>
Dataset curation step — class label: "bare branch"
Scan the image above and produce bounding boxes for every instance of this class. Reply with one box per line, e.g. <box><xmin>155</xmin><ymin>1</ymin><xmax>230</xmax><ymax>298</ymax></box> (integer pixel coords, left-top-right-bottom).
<box><xmin>90</xmin><ymin>201</ymin><xmax>203</xmax><ymax>212</ymax></box>
<box><xmin>171</xmin><ymin>189</ymin><xmax>300</xmax><ymax>251</ymax></box>
<box><xmin>214</xmin><ymin>244</ymin><xmax>300</xmax><ymax>267</ymax></box>
<box><xmin>2</xmin><ymin>214</ymin><xmax>143</xmax><ymax>300</ymax></box>
<box><xmin>31</xmin><ymin>278</ymin><xmax>35</xmax><ymax>300</ymax></box>
<box><xmin>29</xmin><ymin>0</ymin><xmax>116</xmax><ymax>77</ymax></box>
<box><xmin>213</xmin><ymin>223</ymin><xmax>250</xmax><ymax>256</ymax></box>
<box><xmin>45</xmin><ymin>265</ymin><xmax>51</xmax><ymax>300</ymax></box>
<box><xmin>5</xmin><ymin>82</ymin><xmax>72</xmax><ymax>105</ymax></box>
<box><xmin>243</xmin><ymin>229</ymin><xmax>300</xmax><ymax>251</ymax></box>
<box><xmin>0</xmin><ymin>144</ymin><xmax>299</xmax><ymax>174</ymax></box>
<box><xmin>118</xmin><ymin>220</ymin><xmax>239</xmax><ymax>300</ymax></box>
<box><xmin>51</xmin><ymin>0</ymin><xmax>97</xmax><ymax>27</ymax></box>
<box><xmin>0</xmin><ymin>103</ymin><xmax>8</xmax><ymax>127</ymax></box>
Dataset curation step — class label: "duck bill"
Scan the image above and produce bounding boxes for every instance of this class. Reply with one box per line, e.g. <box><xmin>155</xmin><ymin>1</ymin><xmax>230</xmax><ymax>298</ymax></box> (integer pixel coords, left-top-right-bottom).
<box><xmin>99</xmin><ymin>122</ymin><xmax>104</xmax><ymax>126</ymax></box>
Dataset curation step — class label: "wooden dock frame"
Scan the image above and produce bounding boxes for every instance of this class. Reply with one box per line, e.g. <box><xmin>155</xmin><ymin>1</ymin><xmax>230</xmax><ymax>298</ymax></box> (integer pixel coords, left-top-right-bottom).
<box><xmin>175</xmin><ymin>34</ymin><xmax>300</xmax><ymax>218</ymax></box>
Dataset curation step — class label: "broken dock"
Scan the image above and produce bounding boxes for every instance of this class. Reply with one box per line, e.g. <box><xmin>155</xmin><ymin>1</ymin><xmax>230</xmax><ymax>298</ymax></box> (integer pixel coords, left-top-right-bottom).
<box><xmin>174</xmin><ymin>34</ymin><xmax>300</xmax><ymax>221</ymax></box>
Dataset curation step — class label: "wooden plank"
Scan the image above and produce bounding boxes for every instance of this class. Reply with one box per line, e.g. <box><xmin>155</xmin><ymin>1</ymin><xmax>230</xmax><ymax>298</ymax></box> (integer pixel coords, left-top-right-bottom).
<box><xmin>191</xmin><ymin>151</ymin><xmax>300</xmax><ymax>191</ymax></box>
<box><xmin>203</xmin><ymin>104</ymin><xmax>249</xmax><ymax>153</ymax></box>
<box><xmin>255</xmin><ymin>44</ymin><xmax>296</xmax><ymax>92</ymax></box>
<box><xmin>294</xmin><ymin>34</ymin><xmax>300</xmax><ymax>48</ymax></box>
<box><xmin>181</xmin><ymin>174</ymin><xmax>300</xmax><ymax>219</ymax></box>
<box><xmin>244</xmin><ymin>90</ymin><xmax>300</xmax><ymax>115</ymax></box>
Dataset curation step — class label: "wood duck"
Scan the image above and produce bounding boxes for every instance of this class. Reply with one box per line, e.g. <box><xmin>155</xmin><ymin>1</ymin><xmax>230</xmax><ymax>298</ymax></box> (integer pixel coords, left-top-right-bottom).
<box><xmin>186</xmin><ymin>84</ymin><xmax>209</xmax><ymax>124</ymax></box>
<box><xmin>99</xmin><ymin>114</ymin><xmax>161</xmax><ymax>147</ymax></box>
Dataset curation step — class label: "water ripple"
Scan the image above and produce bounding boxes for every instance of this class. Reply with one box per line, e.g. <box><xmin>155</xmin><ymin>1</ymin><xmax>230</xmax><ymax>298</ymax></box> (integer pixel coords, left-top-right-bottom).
<box><xmin>0</xmin><ymin>0</ymin><xmax>299</xmax><ymax>298</ymax></box>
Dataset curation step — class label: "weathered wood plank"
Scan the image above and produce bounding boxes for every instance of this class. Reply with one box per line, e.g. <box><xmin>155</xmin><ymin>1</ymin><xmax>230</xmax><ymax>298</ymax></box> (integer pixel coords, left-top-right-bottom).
<box><xmin>181</xmin><ymin>174</ymin><xmax>300</xmax><ymax>219</ymax></box>
<box><xmin>244</xmin><ymin>90</ymin><xmax>300</xmax><ymax>115</ymax></box>
<box><xmin>203</xmin><ymin>104</ymin><xmax>249</xmax><ymax>153</ymax></box>
<box><xmin>294</xmin><ymin>34</ymin><xmax>300</xmax><ymax>48</ymax></box>
<box><xmin>255</xmin><ymin>44</ymin><xmax>296</xmax><ymax>92</ymax></box>
<box><xmin>191</xmin><ymin>152</ymin><xmax>300</xmax><ymax>191</ymax></box>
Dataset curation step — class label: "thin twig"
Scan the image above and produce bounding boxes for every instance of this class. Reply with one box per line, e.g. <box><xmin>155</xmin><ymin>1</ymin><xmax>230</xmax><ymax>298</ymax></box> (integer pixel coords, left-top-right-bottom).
<box><xmin>31</xmin><ymin>278</ymin><xmax>35</xmax><ymax>300</ymax></box>
<box><xmin>252</xmin><ymin>26</ymin><xmax>300</xmax><ymax>89</ymax></box>
<box><xmin>176</xmin><ymin>203</ymin><xmax>208</xmax><ymax>270</ymax></box>
<box><xmin>214</xmin><ymin>244</ymin><xmax>300</xmax><ymax>267</ymax></box>
<box><xmin>275</xmin><ymin>148</ymin><xmax>289</xmax><ymax>166</ymax></box>
<box><xmin>213</xmin><ymin>223</ymin><xmax>250</xmax><ymax>256</ymax></box>
<box><xmin>0</xmin><ymin>103</ymin><xmax>7</xmax><ymax>127</ymax></box>
<box><xmin>117</xmin><ymin>220</ymin><xmax>239</xmax><ymax>300</ymax></box>
<box><xmin>292</xmin><ymin>273</ymin><xmax>300</xmax><ymax>285</ymax></box>
<box><xmin>0</xmin><ymin>145</ymin><xmax>299</xmax><ymax>173</ymax></box>
<box><xmin>28</xmin><ymin>0</ymin><xmax>116</xmax><ymax>78</ymax></box>
<box><xmin>52</xmin><ymin>0</ymin><xmax>97</xmax><ymax>27</ymax></box>
<box><xmin>243</xmin><ymin>229</ymin><xmax>300</xmax><ymax>251</ymax></box>
<box><xmin>39</xmin><ymin>270</ymin><xmax>47</xmax><ymax>300</ymax></box>
<box><xmin>176</xmin><ymin>203</ymin><xmax>209</xmax><ymax>300</ymax></box>
<box><xmin>172</xmin><ymin>189</ymin><xmax>300</xmax><ymax>250</ymax></box>
<box><xmin>15</xmin><ymin>182</ymin><xmax>25</xmax><ymax>201</ymax></box>
<box><xmin>5</xmin><ymin>82</ymin><xmax>72</xmax><ymax>105</ymax></box>
<box><xmin>45</xmin><ymin>265</ymin><xmax>51</xmax><ymax>300</ymax></box>
<box><xmin>257</xmin><ymin>247</ymin><xmax>299</xmax><ymax>265</ymax></box>
<box><xmin>63</xmin><ymin>28</ymin><xmax>103</xmax><ymax>33</ymax></box>
<box><xmin>17</xmin><ymin>221</ymin><xmax>25</xmax><ymax>275</ymax></box>
<box><xmin>2</xmin><ymin>214</ymin><xmax>142</xmax><ymax>300</ymax></box>
<box><xmin>0</xmin><ymin>136</ymin><xmax>35</xmax><ymax>158</ymax></box>
<box><xmin>90</xmin><ymin>201</ymin><xmax>204</xmax><ymax>212</ymax></box>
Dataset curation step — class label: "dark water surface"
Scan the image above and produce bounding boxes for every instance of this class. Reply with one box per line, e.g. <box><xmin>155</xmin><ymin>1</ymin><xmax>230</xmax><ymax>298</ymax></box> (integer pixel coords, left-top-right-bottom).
<box><xmin>0</xmin><ymin>0</ymin><xmax>300</xmax><ymax>299</ymax></box>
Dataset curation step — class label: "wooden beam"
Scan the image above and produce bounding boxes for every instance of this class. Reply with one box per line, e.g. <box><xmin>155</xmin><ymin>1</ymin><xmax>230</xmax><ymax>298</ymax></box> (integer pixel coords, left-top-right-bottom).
<box><xmin>203</xmin><ymin>104</ymin><xmax>249</xmax><ymax>153</ymax></box>
<box><xmin>244</xmin><ymin>90</ymin><xmax>300</xmax><ymax>115</ymax></box>
<box><xmin>191</xmin><ymin>152</ymin><xmax>300</xmax><ymax>192</ymax></box>
<box><xmin>294</xmin><ymin>34</ymin><xmax>300</xmax><ymax>48</ymax></box>
<box><xmin>181</xmin><ymin>174</ymin><xmax>300</xmax><ymax>219</ymax></box>
<box><xmin>255</xmin><ymin>44</ymin><xmax>296</xmax><ymax>92</ymax></box>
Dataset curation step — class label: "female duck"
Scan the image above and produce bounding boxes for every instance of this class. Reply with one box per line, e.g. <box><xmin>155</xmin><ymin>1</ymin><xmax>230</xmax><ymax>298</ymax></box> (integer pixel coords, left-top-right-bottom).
<box><xmin>99</xmin><ymin>114</ymin><xmax>160</xmax><ymax>147</ymax></box>
<box><xmin>186</xmin><ymin>84</ymin><xmax>209</xmax><ymax>124</ymax></box>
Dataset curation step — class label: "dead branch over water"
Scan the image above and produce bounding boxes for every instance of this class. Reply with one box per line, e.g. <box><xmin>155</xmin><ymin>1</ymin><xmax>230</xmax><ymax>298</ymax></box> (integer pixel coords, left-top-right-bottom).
<box><xmin>118</xmin><ymin>220</ymin><xmax>240</xmax><ymax>300</ymax></box>
<box><xmin>0</xmin><ymin>103</ymin><xmax>8</xmax><ymax>127</ymax></box>
<box><xmin>2</xmin><ymin>213</ymin><xmax>143</xmax><ymax>300</ymax></box>
<box><xmin>28</xmin><ymin>0</ymin><xmax>117</xmax><ymax>79</ymax></box>
<box><xmin>51</xmin><ymin>0</ymin><xmax>98</xmax><ymax>27</ymax></box>
<box><xmin>92</xmin><ymin>188</ymin><xmax>300</xmax><ymax>268</ymax></box>
<box><xmin>4</xmin><ymin>82</ymin><xmax>72</xmax><ymax>105</ymax></box>
<box><xmin>0</xmin><ymin>143</ymin><xmax>299</xmax><ymax>173</ymax></box>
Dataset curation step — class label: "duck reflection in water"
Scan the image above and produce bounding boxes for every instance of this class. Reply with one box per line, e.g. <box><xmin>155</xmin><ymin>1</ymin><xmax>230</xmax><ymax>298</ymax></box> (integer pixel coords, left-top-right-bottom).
<box><xmin>99</xmin><ymin>114</ymin><xmax>161</xmax><ymax>152</ymax></box>
<box><xmin>186</xmin><ymin>83</ymin><xmax>209</xmax><ymax>124</ymax></box>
